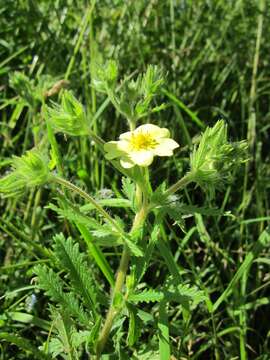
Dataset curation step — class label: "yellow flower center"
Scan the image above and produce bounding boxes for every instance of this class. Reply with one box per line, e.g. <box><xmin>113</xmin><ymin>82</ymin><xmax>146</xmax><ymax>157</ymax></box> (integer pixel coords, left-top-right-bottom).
<box><xmin>130</xmin><ymin>132</ymin><xmax>157</xmax><ymax>151</ymax></box>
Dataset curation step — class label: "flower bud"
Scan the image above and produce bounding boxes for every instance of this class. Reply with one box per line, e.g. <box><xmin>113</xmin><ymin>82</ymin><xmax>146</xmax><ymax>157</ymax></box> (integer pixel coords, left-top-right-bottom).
<box><xmin>92</xmin><ymin>60</ymin><xmax>118</xmax><ymax>93</ymax></box>
<box><xmin>0</xmin><ymin>148</ymin><xmax>50</xmax><ymax>197</ymax></box>
<box><xmin>46</xmin><ymin>91</ymin><xmax>89</xmax><ymax>136</ymax></box>
<box><xmin>190</xmin><ymin>120</ymin><xmax>248</xmax><ymax>197</ymax></box>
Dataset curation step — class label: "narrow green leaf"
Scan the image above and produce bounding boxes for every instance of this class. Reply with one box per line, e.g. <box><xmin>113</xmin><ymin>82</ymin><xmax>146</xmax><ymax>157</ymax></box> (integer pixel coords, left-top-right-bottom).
<box><xmin>76</xmin><ymin>223</ymin><xmax>115</xmax><ymax>287</ymax></box>
<box><xmin>158</xmin><ymin>301</ymin><xmax>170</xmax><ymax>360</ymax></box>
<box><xmin>0</xmin><ymin>332</ymin><xmax>51</xmax><ymax>360</ymax></box>
<box><xmin>162</xmin><ymin>88</ymin><xmax>204</xmax><ymax>128</ymax></box>
<box><xmin>6</xmin><ymin>312</ymin><xmax>51</xmax><ymax>332</ymax></box>
<box><xmin>127</xmin><ymin>304</ymin><xmax>141</xmax><ymax>347</ymax></box>
<box><xmin>212</xmin><ymin>226</ymin><xmax>270</xmax><ymax>312</ymax></box>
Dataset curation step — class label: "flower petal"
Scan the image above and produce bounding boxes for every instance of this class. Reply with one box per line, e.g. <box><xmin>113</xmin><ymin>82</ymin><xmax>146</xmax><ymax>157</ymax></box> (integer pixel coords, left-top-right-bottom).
<box><xmin>120</xmin><ymin>158</ymin><xmax>135</xmax><ymax>168</ymax></box>
<box><xmin>117</xmin><ymin>140</ymin><xmax>132</xmax><ymax>152</ymax></box>
<box><xmin>129</xmin><ymin>150</ymin><xmax>154</xmax><ymax>167</ymax></box>
<box><xmin>153</xmin><ymin>138</ymin><xmax>179</xmax><ymax>156</ymax></box>
<box><xmin>119</xmin><ymin>131</ymin><xmax>132</xmax><ymax>140</ymax></box>
<box><xmin>135</xmin><ymin>124</ymin><xmax>170</xmax><ymax>138</ymax></box>
<box><xmin>104</xmin><ymin>141</ymin><xmax>124</xmax><ymax>160</ymax></box>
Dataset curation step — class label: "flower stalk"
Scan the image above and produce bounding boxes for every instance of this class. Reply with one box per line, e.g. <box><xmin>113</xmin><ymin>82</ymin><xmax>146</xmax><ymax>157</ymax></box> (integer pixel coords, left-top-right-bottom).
<box><xmin>164</xmin><ymin>172</ymin><xmax>194</xmax><ymax>197</ymax></box>
<box><xmin>96</xmin><ymin>180</ymin><xmax>148</xmax><ymax>357</ymax></box>
<box><xmin>52</xmin><ymin>175</ymin><xmax>124</xmax><ymax>235</ymax></box>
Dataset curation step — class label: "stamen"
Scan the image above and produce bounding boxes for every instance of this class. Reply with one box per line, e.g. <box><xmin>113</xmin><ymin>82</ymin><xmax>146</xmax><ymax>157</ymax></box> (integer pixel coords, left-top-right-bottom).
<box><xmin>130</xmin><ymin>132</ymin><xmax>157</xmax><ymax>151</ymax></box>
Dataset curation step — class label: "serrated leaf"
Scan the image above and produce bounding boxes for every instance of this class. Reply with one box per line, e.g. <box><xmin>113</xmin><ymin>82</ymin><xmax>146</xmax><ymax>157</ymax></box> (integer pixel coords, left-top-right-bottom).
<box><xmin>122</xmin><ymin>177</ymin><xmax>135</xmax><ymax>204</ymax></box>
<box><xmin>70</xmin><ymin>330</ymin><xmax>91</xmax><ymax>348</ymax></box>
<box><xmin>33</xmin><ymin>265</ymin><xmax>89</xmax><ymax>325</ymax></box>
<box><xmin>127</xmin><ymin>304</ymin><xmax>141</xmax><ymax>346</ymax></box>
<box><xmin>42</xmin><ymin>338</ymin><xmax>63</xmax><ymax>358</ymax></box>
<box><xmin>134</xmin><ymin>223</ymin><xmax>160</xmax><ymax>283</ymax></box>
<box><xmin>151</xmin><ymin>182</ymin><xmax>167</xmax><ymax>205</ymax></box>
<box><xmin>124</xmin><ymin>237</ymin><xmax>143</xmax><ymax>257</ymax></box>
<box><xmin>165</xmin><ymin>283</ymin><xmax>207</xmax><ymax>309</ymax></box>
<box><xmin>129</xmin><ymin>289</ymin><xmax>164</xmax><ymax>304</ymax></box>
<box><xmin>53</xmin><ymin>234</ymin><xmax>98</xmax><ymax>317</ymax></box>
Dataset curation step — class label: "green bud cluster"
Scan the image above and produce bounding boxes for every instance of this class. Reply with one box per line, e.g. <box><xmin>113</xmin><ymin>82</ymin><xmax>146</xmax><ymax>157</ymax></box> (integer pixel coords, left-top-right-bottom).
<box><xmin>45</xmin><ymin>91</ymin><xmax>89</xmax><ymax>136</ymax></box>
<box><xmin>119</xmin><ymin>65</ymin><xmax>165</xmax><ymax>122</ymax></box>
<box><xmin>9</xmin><ymin>72</ymin><xmax>58</xmax><ymax>107</ymax></box>
<box><xmin>190</xmin><ymin>120</ymin><xmax>248</xmax><ymax>197</ymax></box>
<box><xmin>93</xmin><ymin>61</ymin><xmax>165</xmax><ymax>129</ymax></box>
<box><xmin>0</xmin><ymin>148</ymin><xmax>50</xmax><ymax>197</ymax></box>
<box><xmin>92</xmin><ymin>60</ymin><xmax>118</xmax><ymax>93</ymax></box>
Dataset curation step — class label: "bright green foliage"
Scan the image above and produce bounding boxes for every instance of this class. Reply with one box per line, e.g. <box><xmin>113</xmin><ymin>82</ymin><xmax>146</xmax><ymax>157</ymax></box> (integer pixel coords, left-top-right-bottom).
<box><xmin>0</xmin><ymin>172</ymin><xmax>26</xmax><ymax>198</ymax></box>
<box><xmin>190</xmin><ymin>120</ymin><xmax>248</xmax><ymax>197</ymax></box>
<box><xmin>9</xmin><ymin>72</ymin><xmax>56</xmax><ymax>107</ymax></box>
<box><xmin>92</xmin><ymin>59</ymin><xmax>118</xmax><ymax>93</ymax></box>
<box><xmin>94</xmin><ymin>62</ymin><xmax>165</xmax><ymax>128</ymax></box>
<box><xmin>118</xmin><ymin>65</ymin><xmax>165</xmax><ymax>122</ymax></box>
<box><xmin>121</xmin><ymin>177</ymin><xmax>136</xmax><ymax>210</ymax></box>
<box><xmin>2</xmin><ymin>1</ymin><xmax>270</xmax><ymax>358</ymax></box>
<box><xmin>128</xmin><ymin>289</ymin><xmax>164</xmax><ymax>303</ymax></box>
<box><xmin>0</xmin><ymin>148</ymin><xmax>50</xmax><ymax>197</ymax></box>
<box><xmin>53</xmin><ymin>234</ymin><xmax>98</xmax><ymax>316</ymax></box>
<box><xmin>45</xmin><ymin>91</ymin><xmax>89</xmax><ymax>136</ymax></box>
<box><xmin>129</xmin><ymin>284</ymin><xmax>206</xmax><ymax>309</ymax></box>
<box><xmin>9</xmin><ymin>72</ymin><xmax>38</xmax><ymax>107</ymax></box>
<box><xmin>39</xmin><ymin>307</ymin><xmax>96</xmax><ymax>359</ymax></box>
<box><xmin>47</xmin><ymin>202</ymin><xmax>102</xmax><ymax>231</ymax></box>
<box><xmin>34</xmin><ymin>234</ymin><xmax>102</xmax><ymax>325</ymax></box>
<box><xmin>33</xmin><ymin>265</ymin><xmax>90</xmax><ymax>326</ymax></box>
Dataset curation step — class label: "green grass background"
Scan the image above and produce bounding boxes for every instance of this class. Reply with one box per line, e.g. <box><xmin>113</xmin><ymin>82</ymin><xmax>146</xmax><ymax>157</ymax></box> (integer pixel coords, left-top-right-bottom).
<box><xmin>1</xmin><ymin>0</ymin><xmax>270</xmax><ymax>358</ymax></box>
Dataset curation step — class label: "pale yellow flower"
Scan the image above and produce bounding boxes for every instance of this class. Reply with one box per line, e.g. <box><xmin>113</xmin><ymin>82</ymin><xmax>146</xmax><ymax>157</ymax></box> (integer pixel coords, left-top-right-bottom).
<box><xmin>104</xmin><ymin>124</ymin><xmax>179</xmax><ymax>168</ymax></box>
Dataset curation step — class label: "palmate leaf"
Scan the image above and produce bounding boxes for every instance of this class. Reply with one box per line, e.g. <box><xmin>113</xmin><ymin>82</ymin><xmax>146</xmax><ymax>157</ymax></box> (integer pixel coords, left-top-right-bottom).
<box><xmin>33</xmin><ymin>265</ymin><xmax>89</xmax><ymax>325</ymax></box>
<box><xmin>53</xmin><ymin>234</ymin><xmax>98</xmax><ymax>317</ymax></box>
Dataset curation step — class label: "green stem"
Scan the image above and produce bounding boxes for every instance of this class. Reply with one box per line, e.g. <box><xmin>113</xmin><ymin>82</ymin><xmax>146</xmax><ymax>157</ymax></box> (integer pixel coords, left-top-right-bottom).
<box><xmin>96</xmin><ymin>191</ymin><xmax>148</xmax><ymax>357</ymax></box>
<box><xmin>52</xmin><ymin>175</ymin><xmax>123</xmax><ymax>235</ymax></box>
<box><xmin>164</xmin><ymin>172</ymin><xmax>194</xmax><ymax>197</ymax></box>
<box><xmin>95</xmin><ymin>244</ymin><xmax>130</xmax><ymax>357</ymax></box>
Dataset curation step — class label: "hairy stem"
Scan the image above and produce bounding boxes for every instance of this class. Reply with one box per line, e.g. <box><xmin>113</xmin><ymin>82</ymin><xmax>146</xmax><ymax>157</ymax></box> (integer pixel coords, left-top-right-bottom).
<box><xmin>164</xmin><ymin>172</ymin><xmax>194</xmax><ymax>197</ymax></box>
<box><xmin>95</xmin><ymin>244</ymin><xmax>130</xmax><ymax>357</ymax></box>
<box><xmin>96</xmin><ymin>192</ymin><xmax>148</xmax><ymax>357</ymax></box>
<box><xmin>52</xmin><ymin>175</ymin><xmax>123</xmax><ymax>235</ymax></box>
